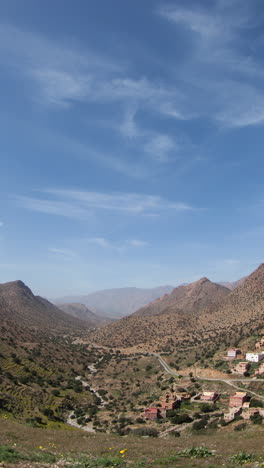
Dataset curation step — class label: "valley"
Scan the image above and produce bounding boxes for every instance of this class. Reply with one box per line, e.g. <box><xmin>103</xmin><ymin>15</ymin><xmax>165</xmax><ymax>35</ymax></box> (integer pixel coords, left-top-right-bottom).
<box><xmin>0</xmin><ymin>265</ymin><xmax>263</xmax><ymax>466</ymax></box>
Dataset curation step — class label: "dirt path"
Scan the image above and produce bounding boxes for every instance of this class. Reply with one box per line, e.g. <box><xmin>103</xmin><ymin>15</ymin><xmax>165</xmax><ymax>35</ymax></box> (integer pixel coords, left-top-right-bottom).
<box><xmin>156</xmin><ymin>355</ymin><xmax>264</xmax><ymax>401</ymax></box>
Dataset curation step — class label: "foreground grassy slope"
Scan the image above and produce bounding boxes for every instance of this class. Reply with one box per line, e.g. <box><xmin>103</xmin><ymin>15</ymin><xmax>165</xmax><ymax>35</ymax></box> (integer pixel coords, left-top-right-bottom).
<box><xmin>0</xmin><ymin>417</ymin><xmax>263</xmax><ymax>467</ymax></box>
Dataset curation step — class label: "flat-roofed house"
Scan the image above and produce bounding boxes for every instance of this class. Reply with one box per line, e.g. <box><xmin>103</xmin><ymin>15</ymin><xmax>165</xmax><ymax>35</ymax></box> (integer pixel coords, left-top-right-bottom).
<box><xmin>200</xmin><ymin>391</ymin><xmax>219</xmax><ymax>402</ymax></box>
<box><xmin>242</xmin><ymin>407</ymin><xmax>260</xmax><ymax>420</ymax></box>
<box><xmin>229</xmin><ymin>392</ymin><xmax>247</xmax><ymax>408</ymax></box>
<box><xmin>232</xmin><ymin>362</ymin><xmax>249</xmax><ymax>375</ymax></box>
<box><xmin>246</xmin><ymin>352</ymin><xmax>264</xmax><ymax>363</ymax></box>
<box><xmin>159</xmin><ymin>392</ymin><xmax>179</xmax><ymax>410</ymax></box>
<box><xmin>224</xmin><ymin>407</ymin><xmax>242</xmax><ymax>422</ymax></box>
<box><xmin>227</xmin><ymin>348</ymin><xmax>239</xmax><ymax>359</ymax></box>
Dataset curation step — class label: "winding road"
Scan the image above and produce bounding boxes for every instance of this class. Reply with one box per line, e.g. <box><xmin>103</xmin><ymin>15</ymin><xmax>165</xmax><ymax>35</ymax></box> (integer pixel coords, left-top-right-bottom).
<box><xmin>156</xmin><ymin>354</ymin><xmax>264</xmax><ymax>401</ymax></box>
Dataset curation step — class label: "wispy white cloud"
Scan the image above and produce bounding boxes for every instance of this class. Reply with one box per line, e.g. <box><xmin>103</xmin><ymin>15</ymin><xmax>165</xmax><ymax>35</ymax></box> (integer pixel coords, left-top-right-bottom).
<box><xmin>157</xmin><ymin>2</ymin><xmax>264</xmax><ymax>129</ymax></box>
<box><xmin>48</xmin><ymin>247</ymin><xmax>76</xmax><ymax>258</ymax></box>
<box><xmin>15</xmin><ymin>189</ymin><xmax>193</xmax><ymax>219</ymax></box>
<box><xmin>144</xmin><ymin>134</ymin><xmax>176</xmax><ymax>162</ymax></box>
<box><xmin>32</xmin><ymin>69</ymin><xmax>91</xmax><ymax>108</ymax></box>
<box><xmin>129</xmin><ymin>239</ymin><xmax>148</xmax><ymax>247</ymax></box>
<box><xmin>86</xmin><ymin>237</ymin><xmax>148</xmax><ymax>251</ymax></box>
<box><xmin>117</xmin><ymin>108</ymin><xmax>179</xmax><ymax>162</ymax></box>
<box><xmin>87</xmin><ymin>237</ymin><xmax>110</xmax><ymax>248</ymax></box>
<box><xmin>0</xmin><ymin>22</ymin><xmax>188</xmax><ymax>123</ymax></box>
<box><xmin>15</xmin><ymin>195</ymin><xmax>89</xmax><ymax>219</ymax></box>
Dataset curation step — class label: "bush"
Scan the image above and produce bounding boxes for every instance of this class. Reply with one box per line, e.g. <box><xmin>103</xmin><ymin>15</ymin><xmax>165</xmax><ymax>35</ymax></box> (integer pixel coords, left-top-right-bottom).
<box><xmin>132</xmin><ymin>427</ymin><xmax>159</xmax><ymax>437</ymax></box>
<box><xmin>200</xmin><ymin>404</ymin><xmax>215</xmax><ymax>413</ymax></box>
<box><xmin>192</xmin><ymin>419</ymin><xmax>207</xmax><ymax>431</ymax></box>
<box><xmin>234</xmin><ymin>423</ymin><xmax>247</xmax><ymax>432</ymax></box>
<box><xmin>135</xmin><ymin>417</ymin><xmax>145</xmax><ymax>424</ymax></box>
<box><xmin>250</xmin><ymin>413</ymin><xmax>263</xmax><ymax>425</ymax></box>
<box><xmin>177</xmin><ymin>446</ymin><xmax>214</xmax><ymax>458</ymax></box>
<box><xmin>171</xmin><ymin>413</ymin><xmax>193</xmax><ymax>424</ymax></box>
<box><xmin>228</xmin><ymin>451</ymin><xmax>255</xmax><ymax>465</ymax></box>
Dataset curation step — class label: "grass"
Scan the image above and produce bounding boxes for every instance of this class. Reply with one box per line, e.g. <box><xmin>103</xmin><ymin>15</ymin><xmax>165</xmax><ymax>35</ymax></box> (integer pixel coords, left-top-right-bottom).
<box><xmin>0</xmin><ymin>444</ymin><xmax>57</xmax><ymax>463</ymax></box>
<box><xmin>0</xmin><ymin>416</ymin><xmax>263</xmax><ymax>467</ymax></box>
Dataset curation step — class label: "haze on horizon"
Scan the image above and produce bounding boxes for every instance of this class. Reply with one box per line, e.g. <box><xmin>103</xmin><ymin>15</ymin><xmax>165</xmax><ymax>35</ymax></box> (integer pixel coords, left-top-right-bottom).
<box><xmin>1</xmin><ymin>0</ymin><xmax>264</xmax><ymax>297</ymax></box>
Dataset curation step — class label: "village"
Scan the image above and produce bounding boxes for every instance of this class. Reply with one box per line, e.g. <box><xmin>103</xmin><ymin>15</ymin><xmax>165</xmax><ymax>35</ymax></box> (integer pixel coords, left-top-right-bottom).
<box><xmin>143</xmin><ymin>336</ymin><xmax>264</xmax><ymax>430</ymax></box>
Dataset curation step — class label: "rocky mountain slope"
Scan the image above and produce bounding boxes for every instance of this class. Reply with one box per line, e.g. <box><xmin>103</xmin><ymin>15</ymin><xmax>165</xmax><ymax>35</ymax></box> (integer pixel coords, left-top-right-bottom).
<box><xmin>57</xmin><ymin>302</ymin><xmax>107</xmax><ymax>325</ymax></box>
<box><xmin>55</xmin><ymin>285</ymin><xmax>174</xmax><ymax>318</ymax></box>
<box><xmin>89</xmin><ymin>265</ymin><xmax>264</xmax><ymax>351</ymax></box>
<box><xmin>133</xmin><ymin>277</ymin><xmax>230</xmax><ymax>317</ymax></box>
<box><xmin>0</xmin><ymin>280</ymin><xmax>86</xmax><ymax>335</ymax></box>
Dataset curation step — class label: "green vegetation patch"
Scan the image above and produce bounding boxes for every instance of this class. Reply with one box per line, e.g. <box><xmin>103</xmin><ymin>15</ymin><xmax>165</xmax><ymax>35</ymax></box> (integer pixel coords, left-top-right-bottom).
<box><xmin>177</xmin><ymin>446</ymin><xmax>215</xmax><ymax>458</ymax></box>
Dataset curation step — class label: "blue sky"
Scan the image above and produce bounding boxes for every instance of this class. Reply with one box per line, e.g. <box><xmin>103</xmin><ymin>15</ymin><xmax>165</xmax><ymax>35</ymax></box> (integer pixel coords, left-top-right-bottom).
<box><xmin>1</xmin><ymin>0</ymin><xmax>264</xmax><ymax>297</ymax></box>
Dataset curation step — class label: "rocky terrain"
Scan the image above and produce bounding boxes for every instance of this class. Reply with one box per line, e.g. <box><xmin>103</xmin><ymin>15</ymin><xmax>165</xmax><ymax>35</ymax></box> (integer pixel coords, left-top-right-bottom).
<box><xmin>89</xmin><ymin>264</ymin><xmax>264</xmax><ymax>351</ymax></box>
<box><xmin>0</xmin><ymin>280</ymin><xmax>86</xmax><ymax>336</ymax></box>
<box><xmin>133</xmin><ymin>277</ymin><xmax>230</xmax><ymax>317</ymax></box>
<box><xmin>56</xmin><ymin>302</ymin><xmax>107</xmax><ymax>326</ymax></box>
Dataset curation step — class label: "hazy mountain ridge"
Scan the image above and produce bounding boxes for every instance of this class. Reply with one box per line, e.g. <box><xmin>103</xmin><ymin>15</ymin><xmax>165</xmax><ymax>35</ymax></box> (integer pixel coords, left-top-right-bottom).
<box><xmin>55</xmin><ymin>285</ymin><xmax>174</xmax><ymax>318</ymax></box>
<box><xmin>57</xmin><ymin>302</ymin><xmax>110</xmax><ymax>325</ymax></box>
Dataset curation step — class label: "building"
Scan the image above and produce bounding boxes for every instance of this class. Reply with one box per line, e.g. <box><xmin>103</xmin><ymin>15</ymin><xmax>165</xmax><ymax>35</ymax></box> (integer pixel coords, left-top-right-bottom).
<box><xmin>232</xmin><ymin>362</ymin><xmax>249</xmax><ymax>375</ymax></box>
<box><xmin>144</xmin><ymin>408</ymin><xmax>159</xmax><ymax>420</ymax></box>
<box><xmin>224</xmin><ymin>407</ymin><xmax>242</xmax><ymax>422</ymax></box>
<box><xmin>174</xmin><ymin>392</ymin><xmax>191</xmax><ymax>402</ymax></box>
<box><xmin>227</xmin><ymin>348</ymin><xmax>239</xmax><ymax>359</ymax></box>
<box><xmin>200</xmin><ymin>391</ymin><xmax>219</xmax><ymax>402</ymax></box>
<box><xmin>242</xmin><ymin>407</ymin><xmax>260</xmax><ymax>420</ymax></box>
<box><xmin>254</xmin><ymin>363</ymin><xmax>264</xmax><ymax>376</ymax></box>
<box><xmin>246</xmin><ymin>352</ymin><xmax>264</xmax><ymax>363</ymax></box>
<box><xmin>229</xmin><ymin>392</ymin><xmax>247</xmax><ymax>408</ymax></box>
<box><xmin>159</xmin><ymin>392</ymin><xmax>180</xmax><ymax>411</ymax></box>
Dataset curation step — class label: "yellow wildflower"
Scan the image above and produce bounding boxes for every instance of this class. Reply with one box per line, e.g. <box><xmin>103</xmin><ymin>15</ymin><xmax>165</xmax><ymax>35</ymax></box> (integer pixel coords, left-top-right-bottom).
<box><xmin>119</xmin><ymin>449</ymin><xmax>127</xmax><ymax>454</ymax></box>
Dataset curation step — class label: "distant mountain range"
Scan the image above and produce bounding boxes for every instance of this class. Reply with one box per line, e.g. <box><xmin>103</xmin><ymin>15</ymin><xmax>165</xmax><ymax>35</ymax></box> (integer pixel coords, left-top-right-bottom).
<box><xmin>90</xmin><ymin>265</ymin><xmax>264</xmax><ymax>351</ymax></box>
<box><xmin>54</xmin><ymin>285</ymin><xmax>174</xmax><ymax>318</ymax></box>
<box><xmin>56</xmin><ymin>302</ymin><xmax>111</xmax><ymax>325</ymax></box>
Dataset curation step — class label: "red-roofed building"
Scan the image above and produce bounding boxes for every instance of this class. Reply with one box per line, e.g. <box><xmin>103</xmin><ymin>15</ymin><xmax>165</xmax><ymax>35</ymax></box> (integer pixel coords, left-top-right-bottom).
<box><xmin>144</xmin><ymin>408</ymin><xmax>159</xmax><ymax>420</ymax></box>
<box><xmin>229</xmin><ymin>392</ymin><xmax>247</xmax><ymax>408</ymax></box>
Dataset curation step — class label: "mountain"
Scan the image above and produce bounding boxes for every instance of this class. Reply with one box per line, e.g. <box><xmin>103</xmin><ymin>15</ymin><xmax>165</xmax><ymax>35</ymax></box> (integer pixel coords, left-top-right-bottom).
<box><xmin>218</xmin><ymin>277</ymin><xmax>247</xmax><ymax>290</ymax></box>
<box><xmin>0</xmin><ymin>280</ymin><xmax>86</xmax><ymax>335</ymax></box>
<box><xmin>133</xmin><ymin>277</ymin><xmax>230</xmax><ymax>317</ymax></box>
<box><xmin>57</xmin><ymin>302</ymin><xmax>108</xmax><ymax>326</ymax></box>
<box><xmin>55</xmin><ymin>285</ymin><xmax>174</xmax><ymax>318</ymax></box>
<box><xmin>89</xmin><ymin>265</ymin><xmax>264</xmax><ymax>351</ymax></box>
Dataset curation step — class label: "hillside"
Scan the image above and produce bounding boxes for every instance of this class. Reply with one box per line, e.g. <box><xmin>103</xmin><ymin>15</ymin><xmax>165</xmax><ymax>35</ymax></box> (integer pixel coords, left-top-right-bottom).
<box><xmin>89</xmin><ymin>265</ymin><xmax>264</xmax><ymax>351</ymax></box>
<box><xmin>133</xmin><ymin>277</ymin><xmax>230</xmax><ymax>317</ymax></box>
<box><xmin>57</xmin><ymin>302</ymin><xmax>108</xmax><ymax>326</ymax></box>
<box><xmin>0</xmin><ymin>280</ymin><xmax>86</xmax><ymax>335</ymax></box>
<box><xmin>55</xmin><ymin>285</ymin><xmax>174</xmax><ymax>318</ymax></box>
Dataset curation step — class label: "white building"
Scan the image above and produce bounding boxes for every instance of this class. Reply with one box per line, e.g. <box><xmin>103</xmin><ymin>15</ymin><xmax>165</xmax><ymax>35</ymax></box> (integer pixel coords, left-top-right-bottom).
<box><xmin>227</xmin><ymin>349</ymin><xmax>238</xmax><ymax>358</ymax></box>
<box><xmin>246</xmin><ymin>352</ymin><xmax>264</xmax><ymax>363</ymax></box>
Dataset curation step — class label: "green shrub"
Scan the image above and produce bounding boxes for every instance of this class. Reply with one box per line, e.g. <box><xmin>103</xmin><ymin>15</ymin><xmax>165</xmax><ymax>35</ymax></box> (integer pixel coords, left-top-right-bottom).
<box><xmin>132</xmin><ymin>427</ymin><xmax>159</xmax><ymax>437</ymax></box>
<box><xmin>177</xmin><ymin>446</ymin><xmax>214</xmax><ymax>458</ymax></box>
<box><xmin>228</xmin><ymin>451</ymin><xmax>255</xmax><ymax>465</ymax></box>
